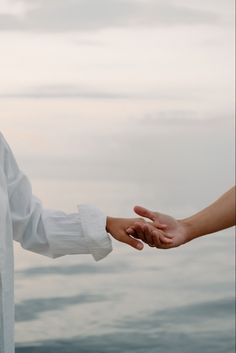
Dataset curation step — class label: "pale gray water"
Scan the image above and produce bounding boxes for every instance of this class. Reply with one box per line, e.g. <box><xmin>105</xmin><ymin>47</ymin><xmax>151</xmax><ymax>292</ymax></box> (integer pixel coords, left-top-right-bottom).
<box><xmin>14</xmin><ymin>180</ymin><xmax>235</xmax><ymax>351</ymax></box>
<box><xmin>15</xmin><ymin>228</ymin><xmax>235</xmax><ymax>353</ymax></box>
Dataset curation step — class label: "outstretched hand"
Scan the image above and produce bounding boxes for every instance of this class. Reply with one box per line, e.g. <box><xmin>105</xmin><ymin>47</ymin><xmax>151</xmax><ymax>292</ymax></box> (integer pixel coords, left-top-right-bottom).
<box><xmin>126</xmin><ymin>206</ymin><xmax>189</xmax><ymax>249</ymax></box>
<box><xmin>106</xmin><ymin>216</ymin><xmax>145</xmax><ymax>250</ymax></box>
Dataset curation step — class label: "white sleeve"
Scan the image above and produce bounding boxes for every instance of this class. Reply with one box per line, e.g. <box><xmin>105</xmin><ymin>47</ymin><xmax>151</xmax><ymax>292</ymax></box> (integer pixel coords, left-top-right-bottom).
<box><xmin>0</xmin><ymin>133</ymin><xmax>112</xmax><ymax>261</ymax></box>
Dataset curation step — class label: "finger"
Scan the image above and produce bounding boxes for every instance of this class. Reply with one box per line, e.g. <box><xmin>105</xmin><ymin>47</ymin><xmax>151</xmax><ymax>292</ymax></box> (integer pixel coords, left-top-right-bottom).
<box><xmin>126</xmin><ymin>227</ymin><xmax>135</xmax><ymax>235</ymax></box>
<box><xmin>159</xmin><ymin>233</ymin><xmax>173</xmax><ymax>244</ymax></box>
<box><xmin>140</xmin><ymin>223</ymin><xmax>162</xmax><ymax>242</ymax></box>
<box><xmin>143</xmin><ymin>222</ymin><xmax>158</xmax><ymax>233</ymax></box>
<box><xmin>134</xmin><ymin>222</ymin><xmax>146</xmax><ymax>240</ymax></box>
<box><xmin>131</xmin><ymin>224</ymin><xmax>147</xmax><ymax>244</ymax></box>
<box><xmin>152</xmin><ymin>232</ymin><xmax>162</xmax><ymax>248</ymax></box>
<box><xmin>119</xmin><ymin>233</ymin><xmax>144</xmax><ymax>250</ymax></box>
<box><xmin>142</xmin><ymin>224</ymin><xmax>170</xmax><ymax>249</ymax></box>
<box><xmin>144</xmin><ymin>224</ymin><xmax>155</xmax><ymax>246</ymax></box>
<box><xmin>134</xmin><ymin>206</ymin><xmax>167</xmax><ymax>229</ymax></box>
<box><xmin>155</xmin><ymin>222</ymin><xmax>168</xmax><ymax>230</ymax></box>
<box><xmin>152</xmin><ymin>230</ymin><xmax>173</xmax><ymax>249</ymax></box>
<box><xmin>152</xmin><ymin>229</ymin><xmax>173</xmax><ymax>239</ymax></box>
<box><xmin>150</xmin><ymin>234</ymin><xmax>157</xmax><ymax>247</ymax></box>
<box><xmin>159</xmin><ymin>238</ymin><xmax>173</xmax><ymax>249</ymax></box>
<box><xmin>126</xmin><ymin>227</ymin><xmax>142</xmax><ymax>240</ymax></box>
<box><xmin>141</xmin><ymin>224</ymin><xmax>149</xmax><ymax>244</ymax></box>
<box><xmin>130</xmin><ymin>232</ymin><xmax>142</xmax><ymax>240</ymax></box>
<box><xmin>150</xmin><ymin>227</ymin><xmax>166</xmax><ymax>248</ymax></box>
<box><xmin>134</xmin><ymin>206</ymin><xmax>157</xmax><ymax>222</ymax></box>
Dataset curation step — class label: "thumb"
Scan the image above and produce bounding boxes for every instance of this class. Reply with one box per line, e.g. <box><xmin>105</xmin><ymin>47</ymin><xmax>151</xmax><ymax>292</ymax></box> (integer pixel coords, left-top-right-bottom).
<box><xmin>134</xmin><ymin>205</ymin><xmax>157</xmax><ymax>222</ymax></box>
<box><xmin>134</xmin><ymin>206</ymin><xmax>167</xmax><ymax>230</ymax></box>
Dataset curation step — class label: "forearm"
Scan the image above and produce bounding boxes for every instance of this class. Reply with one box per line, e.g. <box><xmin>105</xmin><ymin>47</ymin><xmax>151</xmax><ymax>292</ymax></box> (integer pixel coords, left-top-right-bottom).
<box><xmin>181</xmin><ymin>186</ymin><xmax>236</xmax><ymax>241</ymax></box>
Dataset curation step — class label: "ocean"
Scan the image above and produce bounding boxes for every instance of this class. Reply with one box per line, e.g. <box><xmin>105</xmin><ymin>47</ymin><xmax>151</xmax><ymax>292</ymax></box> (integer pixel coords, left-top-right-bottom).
<box><xmin>14</xmin><ymin>223</ymin><xmax>235</xmax><ymax>353</ymax></box>
<box><xmin>13</xmin><ymin>114</ymin><xmax>235</xmax><ymax>353</ymax></box>
<box><xmin>0</xmin><ymin>1</ymin><xmax>234</xmax><ymax>350</ymax></box>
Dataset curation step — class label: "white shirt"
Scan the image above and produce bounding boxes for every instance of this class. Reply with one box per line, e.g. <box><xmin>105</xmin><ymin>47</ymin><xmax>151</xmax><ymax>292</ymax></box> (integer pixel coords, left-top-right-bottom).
<box><xmin>0</xmin><ymin>132</ymin><xmax>112</xmax><ymax>353</ymax></box>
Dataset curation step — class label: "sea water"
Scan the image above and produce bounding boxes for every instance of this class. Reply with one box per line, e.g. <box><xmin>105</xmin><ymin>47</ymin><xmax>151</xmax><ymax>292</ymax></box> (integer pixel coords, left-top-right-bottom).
<box><xmin>10</xmin><ymin>116</ymin><xmax>235</xmax><ymax>353</ymax></box>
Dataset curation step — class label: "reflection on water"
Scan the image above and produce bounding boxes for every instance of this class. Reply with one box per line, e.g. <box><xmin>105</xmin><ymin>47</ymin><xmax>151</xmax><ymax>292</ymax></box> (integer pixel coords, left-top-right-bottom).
<box><xmin>14</xmin><ymin>229</ymin><xmax>235</xmax><ymax>353</ymax></box>
<box><xmin>14</xmin><ymin>135</ymin><xmax>235</xmax><ymax>353</ymax></box>
<box><xmin>16</xmin><ymin>262</ymin><xmax>130</xmax><ymax>277</ymax></box>
<box><xmin>15</xmin><ymin>293</ymin><xmax>110</xmax><ymax>322</ymax></box>
<box><xmin>16</xmin><ymin>297</ymin><xmax>235</xmax><ymax>353</ymax></box>
<box><xmin>15</xmin><ymin>329</ymin><xmax>235</xmax><ymax>353</ymax></box>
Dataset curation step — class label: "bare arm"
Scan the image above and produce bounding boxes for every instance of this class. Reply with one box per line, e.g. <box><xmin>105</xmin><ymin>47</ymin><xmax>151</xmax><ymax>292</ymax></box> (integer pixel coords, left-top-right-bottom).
<box><xmin>182</xmin><ymin>186</ymin><xmax>236</xmax><ymax>241</ymax></box>
<box><xmin>127</xmin><ymin>186</ymin><xmax>236</xmax><ymax>249</ymax></box>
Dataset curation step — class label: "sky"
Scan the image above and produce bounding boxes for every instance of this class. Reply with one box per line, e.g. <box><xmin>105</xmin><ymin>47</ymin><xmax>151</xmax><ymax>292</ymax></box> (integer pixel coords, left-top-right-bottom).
<box><xmin>0</xmin><ymin>0</ymin><xmax>235</xmax><ymax>213</ymax></box>
<box><xmin>0</xmin><ymin>0</ymin><xmax>234</xmax><ymax>104</ymax></box>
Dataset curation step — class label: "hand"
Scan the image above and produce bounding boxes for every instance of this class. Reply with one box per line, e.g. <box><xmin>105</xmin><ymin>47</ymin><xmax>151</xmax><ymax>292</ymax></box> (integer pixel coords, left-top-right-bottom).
<box><xmin>106</xmin><ymin>216</ymin><xmax>145</xmax><ymax>250</ymax></box>
<box><xmin>127</xmin><ymin>206</ymin><xmax>189</xmax><ymax>249</ymax></box>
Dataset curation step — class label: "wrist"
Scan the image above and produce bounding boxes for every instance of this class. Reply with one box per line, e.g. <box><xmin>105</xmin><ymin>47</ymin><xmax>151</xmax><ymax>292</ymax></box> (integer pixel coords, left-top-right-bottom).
<box><xmin>179</xmin><ymin>217</ymin><xmax>197</xmax><ymax>242</ymax></box>
<box><xmin>106</xmin><ymin>216</ymin><xmax>115</xmax><ymax>233</ymax></box>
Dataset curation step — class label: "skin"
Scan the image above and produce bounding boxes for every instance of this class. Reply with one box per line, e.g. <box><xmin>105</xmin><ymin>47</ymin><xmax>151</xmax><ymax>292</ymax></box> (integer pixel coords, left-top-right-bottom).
<box><xmin>106</xmin><ymin>216</ymin><xmax>145</xmax><ymax>250</ymax></box>
<box><xmin>126</xmin><ymin>186</ymin><xmax>236</xmax><ymax>249</ymax></box>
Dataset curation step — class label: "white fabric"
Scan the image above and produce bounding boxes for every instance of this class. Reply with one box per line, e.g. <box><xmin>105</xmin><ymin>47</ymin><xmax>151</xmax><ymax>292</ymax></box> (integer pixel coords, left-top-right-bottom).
<box><xmin>0</xmin><ymin>132</ymin><xmax>112</xmax><ymax>353</ymax></box>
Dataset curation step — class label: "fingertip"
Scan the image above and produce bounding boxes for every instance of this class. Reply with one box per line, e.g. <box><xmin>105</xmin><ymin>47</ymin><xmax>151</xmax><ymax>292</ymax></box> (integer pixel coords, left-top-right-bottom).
<box><xmin>136</xmin><ymin>242</ymin><xmax>144</xmax><ymax>250</ymax></box>
<box><xmin>134</xmin><ymin>205</ymin><xmax>149</xmax><ymax>216</ymax></box>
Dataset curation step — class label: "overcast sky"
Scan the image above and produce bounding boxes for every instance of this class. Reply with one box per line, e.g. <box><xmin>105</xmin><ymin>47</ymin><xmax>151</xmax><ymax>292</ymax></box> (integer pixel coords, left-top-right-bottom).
<box><xmin>0</xmin><ymin>0</ymin><xmax>231</xmax><ymax>31</ymax></box>
<box><xmin>0</xmin><ymin>0</ymin><xmax>234</xmax><ymax>194</ymax></box>
<box><xmin>0</xmin><ymin>0</ymin><xmax>234</xmax><ymax>219</ymax></box>
<box><xmin>0</xmin><ymin>0</ymin><xmax>234</xmax><ymax>101</ymax></box>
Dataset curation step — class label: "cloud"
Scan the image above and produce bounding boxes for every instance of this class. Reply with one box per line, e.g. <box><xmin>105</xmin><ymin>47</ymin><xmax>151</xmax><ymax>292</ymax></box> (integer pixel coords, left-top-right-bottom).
<box><xmin>0</xmin><ymin>84</ymin><xmax>184</xmax><ymax>100</ymax></box>
<box><xmin>0</xmin><ymin>0</ymin><xmax>221</xmax><ymax>32</ymax></box>
<box><xmin>138</xmin><ymin>110</ymin><xmax>234</xmax><ymax>126</ymax></box>
<box><xmin>0</xmin><ymin>85</ymin><xmax>132</xmax><ymax>100</ymax></box>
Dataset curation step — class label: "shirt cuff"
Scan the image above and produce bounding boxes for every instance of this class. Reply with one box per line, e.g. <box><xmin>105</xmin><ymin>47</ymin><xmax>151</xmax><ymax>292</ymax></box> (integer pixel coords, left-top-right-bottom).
<box><xmin>78</xmin><ymin>204</ymin><xmax>113</xmax><ymax>261</ymax></box>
